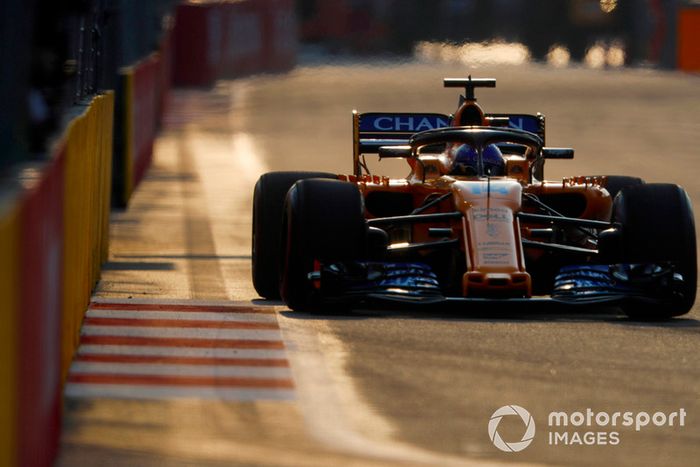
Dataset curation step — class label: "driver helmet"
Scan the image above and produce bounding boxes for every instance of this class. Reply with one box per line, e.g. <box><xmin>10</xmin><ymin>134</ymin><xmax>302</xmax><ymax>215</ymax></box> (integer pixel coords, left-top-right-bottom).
<box><xmin>450</xmin><ymin>143</ymin><xmax>505</xmax><ymax>176</ymax></box>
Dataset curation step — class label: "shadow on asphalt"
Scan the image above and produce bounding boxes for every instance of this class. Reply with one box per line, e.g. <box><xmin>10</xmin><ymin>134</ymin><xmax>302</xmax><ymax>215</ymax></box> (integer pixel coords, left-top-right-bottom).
<box><xmin>258</xmin><ymin>298</ymin><xmax>700</xmax><ymax>327</ymax></box>
<box><xmin>102</xmin><ymin>261</ymin><xmax>176</xmax><ymax>271</ymax></box>
<box><xmin>114</xmin><ymin>254</ymin><xmax>251</xmax><ymax>261</ymax></box>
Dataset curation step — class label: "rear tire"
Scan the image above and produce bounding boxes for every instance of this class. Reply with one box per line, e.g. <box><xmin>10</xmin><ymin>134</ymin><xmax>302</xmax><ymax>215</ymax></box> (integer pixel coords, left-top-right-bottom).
<box><xmin>611</xmin><ymin>184</ymin><xmax>696</xmax><ymax>319</ymax></box>
<box><xmin>280</xmin><ymin>179</ymin><xmax>367</xmax><ymax>311</ymax></box>
<box><xmin>252</xmin><ymin>171</ymin><xmax>337</xmax><ymax>299</ymax></box>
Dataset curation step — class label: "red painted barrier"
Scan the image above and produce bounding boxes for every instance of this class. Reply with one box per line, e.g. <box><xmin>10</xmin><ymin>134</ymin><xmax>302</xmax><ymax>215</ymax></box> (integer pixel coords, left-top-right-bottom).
<box><xmin>221</xmin><ymin>0</ymin><xmax>264</xmax><ymax>77</ymax></box>
<box><xmin>132</xmin><ymin>55</ymin><xmax>160</xmax><ymax>188</ymax></box>
<box><xmin>173</xmin><ymin>0</ymin><xmax>298</xmax><ymax>85</ymax></box>
<box><xmin>300</xmin><ymin>0</ymin><xmax>390</xmax><ymax>53</ymax></box>
<box><xmin>113</xmin><ymin>28</ymin><xmax>172</xmax><ymax>207</ymax></box>
<box><xmin>173</xmin><ymin>2</ymin><xmax>223</xmax><ymax>86</ymax></box>
<box><xmin>18</xmin><ymin>149</ymin><xmax>65</xmax><ymax>467</ymax></box>
<box><xmin>158</xmin><ymin>22</ymin><xmax>174</xmax><ymax>122</ymax></box>
<box><xmin>300</xmin><ymin>0</ymin><xmax>350</xmax><ymax>42</ymax></box>
<box><xmin>678</xmin><ymin>7</ymin><xmax>700</xmax><ymax>71</ymax></box>
<box><xmin>262</xmin><ymin>0</ymin><xmax>297</xmax><ymax>72</ymax></box>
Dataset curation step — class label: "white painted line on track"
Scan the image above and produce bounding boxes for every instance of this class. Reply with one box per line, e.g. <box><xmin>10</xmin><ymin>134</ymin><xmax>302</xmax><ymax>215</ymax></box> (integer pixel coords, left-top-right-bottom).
<box><xmin>89</xmin><ymin>298</ymin><xmax>267</xmax><ymax>307</ymax></box>
<box><xmin>80</xmin><ymin>325</ymin><xmax>283</xmax><ymax>341</ymax></box>
<box><xmin>70</xmin><ymin>362</ymin><xmax>293</xmax><ymax>378</ymax></box>
<box><xmin>76</xmin><ymin>345</ymin><xmax>288</xmax><ymax>359</ymax></box>
<box><xmin>86</xmin><ymin>309</ymin><xmax>277</xmax><ymax>322</ymax></box>
<box><xmin>64</xmin><ymin>384</ymin><xmax>295</xmax><ymax>401</ymax></box>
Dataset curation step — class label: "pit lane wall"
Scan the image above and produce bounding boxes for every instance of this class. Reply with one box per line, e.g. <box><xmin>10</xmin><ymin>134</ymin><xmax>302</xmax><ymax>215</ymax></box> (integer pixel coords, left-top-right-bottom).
<box><xmin>113</xmin><ymin>26</ymin><xmax>173</xmax><ymax>207</ymax></box>
<box><xmin>0</xmin><ymin>92</ymin><xmax>113</xmax><ymax>467</ymax></box>
<box><xmin>173</xmin><ymin>0</ymin><xmax>297</xmax><ymax>86</ymax></box>
<box><xmin>0</xmin><ymin>2</ymin><xmax>293</xmax><ymax>464</ymax></box>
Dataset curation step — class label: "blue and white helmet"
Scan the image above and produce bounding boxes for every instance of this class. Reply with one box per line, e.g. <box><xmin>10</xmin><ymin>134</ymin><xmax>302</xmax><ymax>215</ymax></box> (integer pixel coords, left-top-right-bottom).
<box><xmin>451</xmin><ymin>144</ymin><xmax>505</xmax><ymax>176</ymax></box>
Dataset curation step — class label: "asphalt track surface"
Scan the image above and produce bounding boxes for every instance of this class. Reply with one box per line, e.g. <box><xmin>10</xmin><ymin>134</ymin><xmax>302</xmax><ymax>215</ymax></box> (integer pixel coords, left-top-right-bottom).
<box><xmin>57</xmin><ymin>59</ymin><xmax>700</xmax><ymax>466</ymax></box>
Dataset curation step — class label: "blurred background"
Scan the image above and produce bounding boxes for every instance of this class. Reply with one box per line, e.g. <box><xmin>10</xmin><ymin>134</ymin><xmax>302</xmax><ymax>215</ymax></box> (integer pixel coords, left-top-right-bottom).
<box><xmin>0</xmin><ymin>0</ymin><xmax>178</xmax><ymax>170</ymax></box>
<box><xmin>2</xmin><ymin>0</ymin><xmax>699</xmax><ymax>176</ymax></box>
<box><xmin>298</xmin><ymin>0</ymin><xmax>678</xmax><ymax>65</ymax></box>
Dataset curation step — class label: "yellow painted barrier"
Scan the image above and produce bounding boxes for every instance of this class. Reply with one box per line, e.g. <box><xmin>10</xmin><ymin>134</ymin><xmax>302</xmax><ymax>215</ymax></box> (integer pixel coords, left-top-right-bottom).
<box><xmin>0</xmin><ymin>199</ymin><xmax>19</xmax><ymax>467</ymax></box>
<box><xmin>60</xmin><ymin>92</ymin><xmax>114</xmax><ymax>382</ymax></box>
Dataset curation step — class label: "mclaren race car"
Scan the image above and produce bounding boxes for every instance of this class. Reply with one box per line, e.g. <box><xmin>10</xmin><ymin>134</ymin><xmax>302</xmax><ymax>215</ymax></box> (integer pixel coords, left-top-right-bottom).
<box><xmin>252</xmin><ymin>77</ymin><xmax>697</xmax><ymax>319</ymax></box>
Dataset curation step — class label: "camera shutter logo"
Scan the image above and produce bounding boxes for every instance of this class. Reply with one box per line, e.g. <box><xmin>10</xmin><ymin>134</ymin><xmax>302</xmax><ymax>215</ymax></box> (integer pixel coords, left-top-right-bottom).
<box><xmin>488</xmin><ymin>405</ymin><xmax>536</xmax><ymax>452</ymax></box>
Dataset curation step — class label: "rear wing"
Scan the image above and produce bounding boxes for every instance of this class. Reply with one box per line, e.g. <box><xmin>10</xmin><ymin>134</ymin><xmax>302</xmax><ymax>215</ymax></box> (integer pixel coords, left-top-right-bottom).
<box><xmin>352</xmin><ymin>111</ymin><xmax>545</xmax><ymax>176</ymax></box>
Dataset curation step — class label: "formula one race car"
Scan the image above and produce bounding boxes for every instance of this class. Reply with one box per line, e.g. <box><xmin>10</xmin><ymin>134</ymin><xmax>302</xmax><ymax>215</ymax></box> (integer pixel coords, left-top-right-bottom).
<box><xmin>252</xmin><ymin>77</ymin><xmax>697</xmax><ymax>319</ymax></box>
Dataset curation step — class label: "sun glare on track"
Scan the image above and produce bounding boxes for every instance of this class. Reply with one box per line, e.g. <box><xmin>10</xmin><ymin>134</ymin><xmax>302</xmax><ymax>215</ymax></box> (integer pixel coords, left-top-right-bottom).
<box><xmin>546</xmin><ymin>46</ymin><xmax>571</xmax><ymax>68</ymax></box>
<box><xmin>416</xmin><ymin>40</ymin><xmax>626</xmax><ymax>70</ymax></box>
<box><xmin>415</xmin><ymin>41</ymin><xmax>531</xmax><ymax>67</ymax></box>
<box><xmin>231</xmin><ymin>133</ymin><xmax>269</xmax><ymax>184</ymax></box>
<box><xmin>606</xmin><ymin>42</ymin><xmax>626</xmax><ymax>68</ymax></box>
<box><xmin>585</xmin><ymin>43</ymin><xmax>608</xmax><ymax>69</ymax></box>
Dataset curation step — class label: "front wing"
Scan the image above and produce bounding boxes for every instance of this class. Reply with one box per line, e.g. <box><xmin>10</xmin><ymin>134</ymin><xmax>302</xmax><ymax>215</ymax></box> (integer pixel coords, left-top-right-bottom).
<box><xmin>308</xmin><ymin>262</ymin><xmax>688</xmax><ymax>311</ymax></box>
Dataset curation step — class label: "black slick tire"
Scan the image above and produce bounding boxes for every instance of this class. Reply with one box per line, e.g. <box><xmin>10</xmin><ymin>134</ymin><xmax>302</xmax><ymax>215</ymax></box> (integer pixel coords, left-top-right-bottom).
<box><xmin>611</xmin><ymin>183</ymin><xmax>696</xmax><ymax>319</ymax></box>
<box><xmin>280</xmin><ymin>178</ymin><xmax>367</xmax><ymax>312</ymax></box>
<box><xmin>251</xmin><ymin>171</ymin><xmax>336</xmax><ymax>299</ymax></box>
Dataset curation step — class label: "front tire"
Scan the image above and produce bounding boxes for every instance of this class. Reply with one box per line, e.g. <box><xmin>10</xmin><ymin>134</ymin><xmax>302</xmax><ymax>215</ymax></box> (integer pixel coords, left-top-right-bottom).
<box><xmin>252</xmin><ymin>171</ymin><xmax>336</xmax><ymax>299</ymax></box>
<box><xmin>280</xmin><ymin>179</ymin><xmax>367</xmax><ymax>311</ymax></box>
<box><xmin>611</xmin><ymin>184</ymin><xmax>696</xmax><ymax>319</ymax></box>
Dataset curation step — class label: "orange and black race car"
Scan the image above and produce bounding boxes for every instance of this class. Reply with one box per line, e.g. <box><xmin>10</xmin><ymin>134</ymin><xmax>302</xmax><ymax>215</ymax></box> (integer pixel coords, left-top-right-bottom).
<box><xmin>252</xmin><ymin>77</ymin><xmax>697</xmax><ymax>319</ymax></box>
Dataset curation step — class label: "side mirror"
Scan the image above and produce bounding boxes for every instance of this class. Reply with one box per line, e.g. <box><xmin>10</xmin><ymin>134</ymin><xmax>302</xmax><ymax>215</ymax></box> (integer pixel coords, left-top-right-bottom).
<box><xmin>542</xmin><ymin>147</ymin><xmax>574</xmax><ymax>159</ymax></box>
<box><xmin>378</xmin><ymin>145</ymin><xmax>413</xmax><ymax>159</ymax></box>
